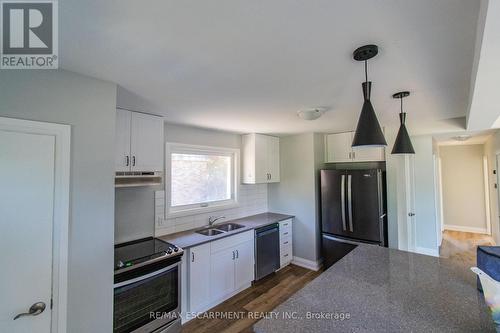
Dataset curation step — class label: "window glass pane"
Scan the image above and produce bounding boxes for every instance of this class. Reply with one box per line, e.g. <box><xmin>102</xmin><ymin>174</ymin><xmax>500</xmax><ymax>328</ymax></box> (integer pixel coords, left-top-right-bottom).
<box><xmin>171</xmin><ymin>153</ymin><xmax>232</xmax><ymax>207</ymax></box>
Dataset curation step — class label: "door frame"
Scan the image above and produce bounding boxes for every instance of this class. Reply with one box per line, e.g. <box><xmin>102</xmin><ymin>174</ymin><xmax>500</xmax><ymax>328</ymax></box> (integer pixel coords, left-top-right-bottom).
<box><xmin>0</xmin><ymin>117</ymin><xmax>70</xmax><ymax>333</ymax></box>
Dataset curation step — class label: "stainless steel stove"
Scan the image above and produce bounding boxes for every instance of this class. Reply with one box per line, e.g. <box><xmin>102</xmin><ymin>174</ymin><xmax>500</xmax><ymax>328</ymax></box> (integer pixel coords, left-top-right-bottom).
<box><xmin>114</xmin><ymin>237</ymin><xmax>183</xmax><ymax>333</ymax></box>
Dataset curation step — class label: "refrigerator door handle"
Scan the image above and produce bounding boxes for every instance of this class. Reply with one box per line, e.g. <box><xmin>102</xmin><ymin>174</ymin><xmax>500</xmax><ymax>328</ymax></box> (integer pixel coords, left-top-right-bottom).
<box><xmin>348</xmin><ymin>174</ymin><xmax>353</xmax><ymax>232</ymax></box>
<box><xmin>341</xmin><ymin>175</ymin><xmax>347</xmax><ymax>231</ymax></box>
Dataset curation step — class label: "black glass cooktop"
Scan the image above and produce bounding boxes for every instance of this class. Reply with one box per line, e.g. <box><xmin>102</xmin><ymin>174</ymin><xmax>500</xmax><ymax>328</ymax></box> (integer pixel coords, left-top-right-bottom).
<box><xmin>114</xmin><ymin>237</ymin><xmax>181</xmax><ymax>271</ymax></box>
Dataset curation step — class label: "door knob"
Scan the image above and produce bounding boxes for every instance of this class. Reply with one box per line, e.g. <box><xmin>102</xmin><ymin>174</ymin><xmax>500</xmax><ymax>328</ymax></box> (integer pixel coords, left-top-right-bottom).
<box><xmin>13</xmin><ymin>302</ymin><xmax>46</xmax><ymax>320</ymax></box>
<box><xmin>408</xmin><ymin>213</ymin><xmax>415</xmax><ymax>217</ymax></box>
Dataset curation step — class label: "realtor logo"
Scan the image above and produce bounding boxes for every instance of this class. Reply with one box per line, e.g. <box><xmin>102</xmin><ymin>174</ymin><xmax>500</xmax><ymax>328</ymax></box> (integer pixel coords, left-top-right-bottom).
<box><xmin>1</xmin><ymin>0</ymin><xmax>58</xmax><ymax>69</ymax></box>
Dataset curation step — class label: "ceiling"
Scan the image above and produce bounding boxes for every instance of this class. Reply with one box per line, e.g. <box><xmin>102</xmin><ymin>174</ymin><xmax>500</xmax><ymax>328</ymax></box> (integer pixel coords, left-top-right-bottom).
<box><xmin>60</xmin><ymin>0</ymin><xmax>480</xmax><ymax>135</ymax></box>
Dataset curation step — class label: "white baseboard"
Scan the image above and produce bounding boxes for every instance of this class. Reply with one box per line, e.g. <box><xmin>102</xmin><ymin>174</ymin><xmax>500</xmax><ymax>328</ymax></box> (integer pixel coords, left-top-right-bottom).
<box><xmin>415</xmin><ymin>247</ymin><xmax>439</xmax><ymax>257</ymax></box>
<box><xmin>291</xmin><ymin>256</ymin><xmax>322</xmax><ymax>271</ymax></box>
<box><xmin>444</xmin><ymin>224</ymin><xmax>489</xmax><ymax>235</ymax></box>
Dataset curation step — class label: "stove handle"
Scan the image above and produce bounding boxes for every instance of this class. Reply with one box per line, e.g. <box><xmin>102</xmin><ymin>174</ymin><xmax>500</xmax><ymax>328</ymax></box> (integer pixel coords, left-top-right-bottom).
<box><xmin>114</xmin><ymin>262</ymin><xmax>179</xmax><ymax>288</ymax></box>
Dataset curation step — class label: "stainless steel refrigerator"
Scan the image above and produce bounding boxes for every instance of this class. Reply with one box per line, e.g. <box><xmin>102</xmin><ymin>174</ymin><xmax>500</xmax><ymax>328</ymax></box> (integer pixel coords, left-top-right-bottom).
<box><xmin>320</xmin><ymin>169</ymin><xmax>387</xmax><ymax>268</ymax></box>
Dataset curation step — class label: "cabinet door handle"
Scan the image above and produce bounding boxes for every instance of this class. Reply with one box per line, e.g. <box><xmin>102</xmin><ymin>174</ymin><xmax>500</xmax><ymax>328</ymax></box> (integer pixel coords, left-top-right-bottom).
<box><xmin>284</xmin><ymin>253</ymin><xmax>289</xmax><ymax>257</ymax></box>
<box><xmin>126</xmin><ymin>155</ymin><xmax>130</xmax><ymax>166</ymax></box>
<box><xmin>348</xmin><ymin>152</ymin><xmax>351</xmax><ymax>159</ymax></box>
<box><xmin>352</xmin><ymin>152</ymin><xmax>355</xmax><ymax>159</ymax></box>
<box><xmin>284</xmin><ymin>241</ymin><xmax>289</xmax><ymax>245</ymax></box>
<box><xmin>132</xmin><ymin>156</ymin><xmax>136</xmax><ymax>166</ymax></box>
<box><xmin>269</xmin><ymin>173</ymin><xmax>272</xmax><ymax>180</ymax></box>
<box><xmin>191</xmin><ymin>252</ymin><xmax>194</xmax><ymax>262</ymax></box>
<box><xmin>236</xmin><ymin>250</ymin><xmax>239</xmax><ymax>259</ymax></box>
<box><xmin>232</xmin><ymin>251</ymin><xmax>235</xmax><ymax>260</ymax></box>
<box><xmin>284</xmin><ymin>232</ymin><xmax>288</xmax><ymax>236</ymax></box>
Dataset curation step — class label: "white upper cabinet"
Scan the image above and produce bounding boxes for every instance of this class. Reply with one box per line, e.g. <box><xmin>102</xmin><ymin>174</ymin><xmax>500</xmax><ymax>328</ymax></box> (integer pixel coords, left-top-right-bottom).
<box><xmin>242</xmin><ymin>133</ymin><xmax>280</xmax><ymax>184</ymax></box>
<box><xmin>325</xmin><ymin>131</ymin><xmax>385</xmax><ymax>163</ymax></box>
<box><xmin>115</xmin><ymin>109</ymin><xmax>164</xmax><ymax>172</ymax></box>
<box><xmin>115</xmin><ymin>109</ymin><xmax>132</xmax><ymax>172</ymax></box>
<box><xmin>326</xmin><ymin>132</ymin><xmax>353</xmax><ymax>163</ymax></box>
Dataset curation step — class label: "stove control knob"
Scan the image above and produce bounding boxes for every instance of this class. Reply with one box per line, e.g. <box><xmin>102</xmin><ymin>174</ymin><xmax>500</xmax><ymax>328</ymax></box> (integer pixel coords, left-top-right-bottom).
<box><xmin>173</xmin><ymin>246</ymin><xmax>179</xmax><ymax>252</ymax></box>
<box><xmin>167</xmin><ymin>247</ymin><xmax>173</xmax><ymax>254</ymax></box>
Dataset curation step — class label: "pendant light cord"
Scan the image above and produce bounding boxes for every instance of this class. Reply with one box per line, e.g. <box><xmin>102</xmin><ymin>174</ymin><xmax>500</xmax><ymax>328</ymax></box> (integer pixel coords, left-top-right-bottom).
<box><xmin>364</xmin><ymin>60</ymin><xmax>368</xmax><ymax>83</ymax></box>
<box><xmin>400</xmin><ymin>97</ymin><xmax>403</xmax><ymax>114</ymax></box>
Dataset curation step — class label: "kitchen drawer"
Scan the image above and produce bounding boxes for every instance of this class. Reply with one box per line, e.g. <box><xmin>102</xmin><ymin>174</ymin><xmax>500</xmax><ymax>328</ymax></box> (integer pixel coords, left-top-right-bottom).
<box><xmin>211</xmin><ymin>230</ymin><xmax>254</xmax><ymax>254</ymax></box>
<box><xmin>280</xmin><ymin>234</ymin><xmax>292</xmax><ymax>249</ymax></box>
<box><xmin>280</xmin><ymin>243</ymin><xmax>292</xmax><ymax>267</ymax></box>
<box><xmin>279</xmin><ymin>219</ymin><xmax>292</xmax><ymax>236</ymax></box>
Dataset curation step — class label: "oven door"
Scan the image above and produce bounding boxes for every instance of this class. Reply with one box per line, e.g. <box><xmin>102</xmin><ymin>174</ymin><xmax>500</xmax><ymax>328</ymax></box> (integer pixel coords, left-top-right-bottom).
<box><xmin>114</xmin><ymin>258</ymin><xmax>180</xmax><ymax>333</ymax></box>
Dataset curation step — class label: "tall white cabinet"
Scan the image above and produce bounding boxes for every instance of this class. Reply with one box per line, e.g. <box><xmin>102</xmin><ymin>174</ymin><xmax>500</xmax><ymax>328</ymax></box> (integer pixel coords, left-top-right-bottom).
<box><xmin>242</xmin><ymin>133</ymin><xmax>280</xmax><ymax>184</ymax></box>
<box><xmin>115</xmin><ymin>109</ymin><xmax>164</xmax><ymax>172</ymax></box>
<box><xmin>325</xmin><ymin>131</ymin><xmax>385</xmax><ymax>163</ymax></box>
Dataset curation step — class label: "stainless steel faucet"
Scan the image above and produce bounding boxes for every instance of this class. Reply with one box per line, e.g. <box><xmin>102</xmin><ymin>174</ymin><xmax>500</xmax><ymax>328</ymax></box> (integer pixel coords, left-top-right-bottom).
<box><xmin>208</xmin><ymin>216</ymin><xmax>225</xmax><ymax>226</ymax></box>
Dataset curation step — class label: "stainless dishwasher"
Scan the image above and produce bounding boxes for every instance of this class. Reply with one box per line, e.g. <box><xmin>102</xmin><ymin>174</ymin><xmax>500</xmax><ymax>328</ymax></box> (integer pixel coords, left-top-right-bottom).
<box><xmin>255</xmin><ymin>223</ymin><xmax>280</xmax><ymax>281</ymax></box>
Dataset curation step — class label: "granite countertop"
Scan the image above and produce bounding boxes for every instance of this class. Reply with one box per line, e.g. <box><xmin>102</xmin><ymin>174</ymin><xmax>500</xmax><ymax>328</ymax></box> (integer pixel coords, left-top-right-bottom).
<box><xmin>158</xmin><ymin>212</ymin><xmax>293</xmax><ymax>248</ymax></box>
<box><xmin>254</xmin><ymin>244</ymin><xmax>495</xmax><ymax>333</ymax></box>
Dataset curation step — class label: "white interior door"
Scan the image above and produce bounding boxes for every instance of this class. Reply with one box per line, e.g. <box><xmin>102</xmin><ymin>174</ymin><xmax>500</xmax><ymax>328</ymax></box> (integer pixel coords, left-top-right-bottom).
<box><xmin>405</xmin><ymin>155</ymin><xmax>417</xmax><ymax>252</ymax></box>
<box><xmin>0</xmin><ymin>117</ymin><xmax>69</xmax><ymax>333</ymax></box>
<box><xmin>0</xmin><ymin>129</ymin><xmax>55</xmax><ymax>332</ymax></box>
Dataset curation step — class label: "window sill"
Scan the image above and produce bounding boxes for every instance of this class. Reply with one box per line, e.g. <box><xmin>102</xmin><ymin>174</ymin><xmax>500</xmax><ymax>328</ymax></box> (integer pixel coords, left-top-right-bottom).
<box><xmin>167</xmin><ymin>201</ymin><xmax>240</xmax><ymax>218</ymax></box>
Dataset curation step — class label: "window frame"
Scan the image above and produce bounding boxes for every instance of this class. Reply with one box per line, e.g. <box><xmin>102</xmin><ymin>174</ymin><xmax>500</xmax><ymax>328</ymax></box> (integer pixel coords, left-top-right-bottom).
<box><xmin>165</xmin><ymin>143</ymin><xmax>240</xmax><ymax>218</ymax></box>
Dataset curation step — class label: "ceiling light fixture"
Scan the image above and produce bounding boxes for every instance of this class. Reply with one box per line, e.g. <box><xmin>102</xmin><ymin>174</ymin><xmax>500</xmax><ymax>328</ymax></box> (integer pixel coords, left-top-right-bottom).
<box><xmin>352</xmin><ymin>44</ymin><xmax>387</xmax><ymax>148</ymax></box>
<box><xmin>391</xmin><ymin>91</ymin><xmax>415</xmax><ymax>154</ymax></box>
<box><xmin>453</xmin><ymin>135</ymin><xmax>471</xmax><ymax>142</ymax></box>
<box><xmin>297</xmin><ymin>108</ymin><xmax>325</xmax><ymax>121</ymax></box>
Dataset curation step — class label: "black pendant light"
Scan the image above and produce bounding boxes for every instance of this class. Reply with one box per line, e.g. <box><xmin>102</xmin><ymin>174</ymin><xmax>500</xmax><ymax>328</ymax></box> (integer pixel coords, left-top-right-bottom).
<box><xmin>352</xmin><ymin>44</ymin><xmax>387</xmax><ymax>147</ymax></box>
<box><xmin>391</xmin><ymin>91</ymin><xmax>415</xmax><ymax>154</ymax></box>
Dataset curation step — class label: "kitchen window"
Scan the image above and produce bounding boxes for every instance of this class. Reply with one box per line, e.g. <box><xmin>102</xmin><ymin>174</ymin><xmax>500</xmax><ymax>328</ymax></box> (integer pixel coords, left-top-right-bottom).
<box><xmin>166</xmin><ymin>143</ymin><xmax>239</xmax><ymax>217</ymax></box>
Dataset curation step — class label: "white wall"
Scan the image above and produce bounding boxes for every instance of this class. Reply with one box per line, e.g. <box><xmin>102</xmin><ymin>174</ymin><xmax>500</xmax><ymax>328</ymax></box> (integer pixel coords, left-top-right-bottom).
<box><xmin>115</xmin><ymin>122</ymin><xmax>268</xmax><ymax>241</ymax></box>
<box><xmin>268</xmin><ymin>133</ymin><xmax>321</xmax><ymax>263</ymax></box>
<box><xmin>440</xmin><ymin>144</ymin><xmax>488</xmax><ymax>233</ymax></box>
<box><xmin>0</xmin><ymin>70</ymin><xmax>116</xmax><ymax>332</ymax></box>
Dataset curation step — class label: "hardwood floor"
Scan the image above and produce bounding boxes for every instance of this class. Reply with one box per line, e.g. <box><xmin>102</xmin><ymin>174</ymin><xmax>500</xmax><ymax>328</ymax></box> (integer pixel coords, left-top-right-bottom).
<box><xmin>181</xmin><ymin>264</ymin><xmax>322</xmax><ymax>333</ymax></box>
<box><xmin>440</xmin><ymin>230</ymin><xmax>494</xmax><ymax>267</ymax></box>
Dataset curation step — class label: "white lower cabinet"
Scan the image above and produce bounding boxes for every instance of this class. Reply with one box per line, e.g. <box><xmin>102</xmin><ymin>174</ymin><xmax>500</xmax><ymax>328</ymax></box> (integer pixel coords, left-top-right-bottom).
<box><xmin>187</xmin><ymin>243</ymin><xmax>211</xmax><ymax>313</ymax></box>
<box><xmin>234</xmin><ymin>240</ymin><xmax>254</xmax><ymax>290</ymax></box>
<box><xmin>210</xmin><ymin>247</ymin><xmax>236</xmax><ymax>302</ymax></box>
<box><xmin>279</xmin><ymin>219</ymin><xmax>293</xmax><ymax>267</ymax></box>
<box><xmin>186</xmin><ymin>231</ymin><xmax>255</xmax><ymax>317</ymax></box>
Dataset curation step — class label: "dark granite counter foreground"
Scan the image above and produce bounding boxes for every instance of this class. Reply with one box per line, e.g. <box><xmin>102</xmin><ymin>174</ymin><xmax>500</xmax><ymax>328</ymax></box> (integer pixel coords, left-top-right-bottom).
<box><xmin>254</xmin><ymin>245</ymin><xmax>495</xmax><ymax>332</ymax></box>
<box><xmin>158</xmin><ymin>212</ymin><xmax>293</xmax><ymax>248</ymax></box>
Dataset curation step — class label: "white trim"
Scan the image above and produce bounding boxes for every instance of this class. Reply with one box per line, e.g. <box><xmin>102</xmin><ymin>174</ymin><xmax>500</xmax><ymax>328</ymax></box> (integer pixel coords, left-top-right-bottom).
<box><xmin>0</xmin><ymin>116</ymin><xmax>70</xmax><ymax>333</ymax></box>
<box><xmin>483</xmin><ymin>155</ymin><xmax>492</xmax><ymax>235</ymax></box>
<box><xmin>291</xmin><ymin>256</ymin><xmax>322</xmax><ymax>271</ymax></box>
<box><xmin>165</xmin><ymin>143</ymin><xmax>240</xmax><ymax>218</ymax></box>
<box><xmin>415</xmin><ymin>247</ymin><xmax>439</xmax><ymax>257</ymax></box>
<box><xmin>444</xmin><ymin>224</ymin><xmax>489</xmax><ymax>234</ymax></box>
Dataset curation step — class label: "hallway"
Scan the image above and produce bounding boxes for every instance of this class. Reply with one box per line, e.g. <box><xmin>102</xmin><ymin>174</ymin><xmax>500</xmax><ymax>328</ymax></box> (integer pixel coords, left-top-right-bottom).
<box><xmin>440</xmin><ymin>230</ymin><xmax>495</xmax><ymax>267</ymax></box>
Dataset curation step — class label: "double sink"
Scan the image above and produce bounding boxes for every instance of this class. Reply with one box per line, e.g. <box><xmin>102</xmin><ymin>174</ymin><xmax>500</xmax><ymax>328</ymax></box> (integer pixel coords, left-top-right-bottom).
<box><xmin>196</xmin><ymin>223</ymin><xmax>245</xmax><ymax>236</ymax></box>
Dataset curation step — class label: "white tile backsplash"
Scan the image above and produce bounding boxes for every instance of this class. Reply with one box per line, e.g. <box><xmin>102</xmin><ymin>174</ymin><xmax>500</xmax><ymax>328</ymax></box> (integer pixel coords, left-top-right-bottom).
<box><xmin>155</xmin><ymin>184</ymin><xmax>268</xmax><ymax>236</ymax></box>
